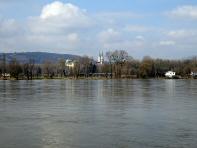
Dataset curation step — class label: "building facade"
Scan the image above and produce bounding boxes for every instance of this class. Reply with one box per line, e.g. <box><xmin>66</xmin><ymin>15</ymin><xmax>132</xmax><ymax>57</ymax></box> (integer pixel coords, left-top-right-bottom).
<box><xmin>165</xmin><ymin>71</ymin><xmax>176</xmax><ymax>78</ymax></box>
<box><xmin>65</xmin><ymin>59</ymin><xmax>75</xmax><ymax>68</ymax></box>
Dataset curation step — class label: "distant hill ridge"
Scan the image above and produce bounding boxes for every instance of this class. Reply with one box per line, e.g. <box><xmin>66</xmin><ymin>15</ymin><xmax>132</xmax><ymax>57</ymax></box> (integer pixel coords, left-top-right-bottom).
<box><xmin>0</xmin><ymin>52</ymin><xmax>80</xmax><ymax>64</ymax></box>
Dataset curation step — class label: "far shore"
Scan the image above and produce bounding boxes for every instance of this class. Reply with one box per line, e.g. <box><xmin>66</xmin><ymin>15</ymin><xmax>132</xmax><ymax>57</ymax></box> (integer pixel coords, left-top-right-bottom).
<box><xmin>0</xmin><ymin>76</ymin><xmax>196</xmax><ymax>81</ymax></box>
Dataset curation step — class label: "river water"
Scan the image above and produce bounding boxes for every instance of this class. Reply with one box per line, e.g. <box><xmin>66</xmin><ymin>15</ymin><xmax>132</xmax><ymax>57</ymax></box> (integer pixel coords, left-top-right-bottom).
<box><xmin>0</xmin><ymin>80</ymin><xmax>197</xmax><ymax>148</ymax></box>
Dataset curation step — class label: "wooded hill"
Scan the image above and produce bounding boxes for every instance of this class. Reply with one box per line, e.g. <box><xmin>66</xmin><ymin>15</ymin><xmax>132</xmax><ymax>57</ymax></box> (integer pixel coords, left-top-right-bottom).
<box><xmin>0</xmin><ymin>52</ymin><xmax>79</xmax><ymax>64</ymax></box>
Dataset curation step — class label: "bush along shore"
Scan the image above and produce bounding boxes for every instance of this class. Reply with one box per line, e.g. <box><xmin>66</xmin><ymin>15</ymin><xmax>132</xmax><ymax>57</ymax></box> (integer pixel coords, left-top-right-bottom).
<box><xmin>0</xmin><ymin>50</ymin><xmax>197</xmax><ymax>80</ymax></box>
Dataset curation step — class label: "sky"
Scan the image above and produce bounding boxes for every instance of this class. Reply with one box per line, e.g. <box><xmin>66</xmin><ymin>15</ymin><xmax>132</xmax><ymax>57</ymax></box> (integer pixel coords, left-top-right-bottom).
<box><xmin>0</xmin><ymin>0</ymin><xmax>197</xmax><ymax>59</ymax></box>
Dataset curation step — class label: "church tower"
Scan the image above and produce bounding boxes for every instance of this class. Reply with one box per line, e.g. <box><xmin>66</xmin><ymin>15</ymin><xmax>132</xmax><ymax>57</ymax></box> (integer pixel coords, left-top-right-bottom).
<box><xmin>97</xmin><ymin>51</ymin><xmax>104</xmax><ymax>65</ymax></box>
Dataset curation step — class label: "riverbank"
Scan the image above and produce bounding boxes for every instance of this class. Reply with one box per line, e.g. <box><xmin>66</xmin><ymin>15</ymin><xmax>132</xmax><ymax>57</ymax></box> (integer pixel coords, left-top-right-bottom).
<box><xmin>0</xmin><ymin>76</ymin><xmax>196</xmax><ymax>80</ymax></box>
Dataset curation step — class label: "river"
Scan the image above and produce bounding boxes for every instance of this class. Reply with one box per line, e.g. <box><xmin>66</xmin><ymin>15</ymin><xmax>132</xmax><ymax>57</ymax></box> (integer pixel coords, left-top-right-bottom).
<box><xmin>0</xmin><ymin>80</ymin><xmax>197</xmax><ymax>148</ymax></box>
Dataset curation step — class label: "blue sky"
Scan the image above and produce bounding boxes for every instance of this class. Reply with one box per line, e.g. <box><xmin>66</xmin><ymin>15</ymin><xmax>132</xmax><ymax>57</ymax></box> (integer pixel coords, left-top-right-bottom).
<box><xmin>0</xmin><ymin>0</ymin><xmax>197</xmax><ymax>59</ymax></box>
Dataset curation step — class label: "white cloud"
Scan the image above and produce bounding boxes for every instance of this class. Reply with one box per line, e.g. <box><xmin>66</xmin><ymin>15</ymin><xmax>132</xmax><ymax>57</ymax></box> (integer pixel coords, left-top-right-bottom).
<box><xmin>100</xmin><ymin>39</ymin><xmax>146</xmax><ymax>53</ymax></box>
<box><xmin>29</xmin><ymin>1</ymin><xmax>90</xmax><ymax>34</ymax></box>
<box><xmin>40</xmin><ymin>1</ymin><xmax>86</xmax><ymax>20</ymax></box>
<box><xmin>159</xmin><ymin>40</ymin><xmax>175</xmax><ymax>46</ymax></box>
<box><xmin>98</xmin><ymin>28</ymin><xmax>121</xmax><ymax>43</ymax></box>
<box><xmin>124</xmin><ymin>25</ymin><xmax>151</xmax><ymax>32</ymax></box>
<box><xmin>95</xmin><ymin>12</ymin><xmax>141</xmax><ymax>20</ymax></box>
<box><xmin>0</xmin><ymin>19</ymin><xmax>21</xmax><ymax>37</ymax></box>
<box><xmin>16</xmin><ymin>1</ymin><xmax>93</xmax><ymax>53</ymax></box>
<box><xmin>167</xmin><ymin>29</ymin><xmax>197</xmax><ymax>38</ymax></box>
<box><xmin>92</xmin><ymin>12</ymin><xmax>142</xmax><ymax>27</ymax></box>
<box><xmin>135</xmin><ymin>35</ymin><xmax>145</xmax><ymax>40</ymax></box>
<box><xmin>66</xmin><ymin>33</ymin><xmax>79</xmax><ymax>44</ymax></box>
<box><xmin>167</xmin><ymin>5</ymin><xmax>197</xmax><ymax>19</ymax></box>
<box><xmin>97</xmin><ymin>29</ymin><xmax>146</xmax><ymax>51</ymax></box>
<box><xmin>0</xmin><ymin>1</ymin><xmax>197</xmax><ymax>59</ymax></box>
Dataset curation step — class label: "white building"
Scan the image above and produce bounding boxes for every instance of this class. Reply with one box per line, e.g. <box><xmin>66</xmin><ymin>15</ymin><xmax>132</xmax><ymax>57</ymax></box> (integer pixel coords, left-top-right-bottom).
<box><xmin>191</xmin><ymin>72</ymin><xmax>197</xmax><ymax>77</ymax></box>
<box><xmin>2</xmin><ymin>73</ymin><xmax>10</xmax><ymax>77</ymax></box>
<box><xmin>97</xmin><ymin>51</ymin><xmax>104</xmax><ymax>65</ymax></box>
<box><xmin>165</xmin><ymin>71</ymin><xmax>176</xmax><ymax>78</ymax></box>
<box><xmin>65</xmin><ymin>59</ymin><xmax>75</xmax><ymax>68</ymax></box>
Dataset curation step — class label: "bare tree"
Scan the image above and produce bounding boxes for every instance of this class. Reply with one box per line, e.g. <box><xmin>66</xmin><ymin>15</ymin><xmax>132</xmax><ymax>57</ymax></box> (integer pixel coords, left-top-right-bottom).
<box><xmin>23</xmin><ymin>59</ymin><xmax>35</xmax><ymax>80</ymax></box>
<box><xmin>29</xmin><ymin>59</ymin><xmax>35</xmax><ymax>80</ymax></box>
<box><xmin>23</xmin><ymin>63</ymin><xmax>30</xmax><ymax>80</ymax></box>
<box><xmin>80</xmin><ymin>56</ymin><xmax>93</xmax><ymax>77</ymax></box>
<box><xmin>43</xmin><ymin>60</ymin><xmax>54</xmax><ymax>78</ymax></box>
<box><xmin>106</xmin><ymin>50</ymin><xmax>129</xmax><ymax>78</ymax></box>
<box><xmin>106</xmin><ymin>51</ymin><xmax>113</xmax><ymax>78</ymax></box>
<box><xmin>73</xmin><ymin>61</ymin><xmax>80</xmax><ymax>78</ymax></box>
<box><xmin>9</xmin><ymin>58</ymin><xmax>22</xmax><ymax>80</ymax></box>
<box><xmin>139</xmin><ymin>56</ymin><xmax>155</xmax><ymax>78</ymax></box>
<box><xmin>0</xmin><ymin>53</ymin><xmax>7</xmax><ymax>78</ymax></box>
<box><xmin>58</xmin><ymin>59</ymin><xmax>66</xmax><ymax>77</ymax></box>
<box><xmin>34</xmin><ymin>65</ymin><xmax>42</xmax><ymax>79</ymax></box>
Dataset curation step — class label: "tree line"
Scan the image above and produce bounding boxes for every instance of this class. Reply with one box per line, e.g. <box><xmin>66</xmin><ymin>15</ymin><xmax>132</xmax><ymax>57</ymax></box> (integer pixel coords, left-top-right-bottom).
<box><xmin>0</xmin><ymin>50</ymin><xmax>197</xmax><ymax>80</ymax></box>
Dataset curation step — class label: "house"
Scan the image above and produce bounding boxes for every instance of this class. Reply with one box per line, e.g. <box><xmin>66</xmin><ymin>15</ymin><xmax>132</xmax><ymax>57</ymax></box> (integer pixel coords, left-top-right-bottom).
<box><xmin>65</xmin><ymin>59</ymin><xmax>75</xmax><ymax>68</ymax></box>
<box><xmin>191</xmin><ymin>72</ymin><xmax>197</xmax><ymax>78</ymax></box>
<box><xmin>165</xmin><ymin>71</ymin><xmax>176</xmax><ymax>78</ymax></box>
<box><xmin>1</xmin><ymin>73</ymin><xmax>11</xmax><ymax>79</ymax></box>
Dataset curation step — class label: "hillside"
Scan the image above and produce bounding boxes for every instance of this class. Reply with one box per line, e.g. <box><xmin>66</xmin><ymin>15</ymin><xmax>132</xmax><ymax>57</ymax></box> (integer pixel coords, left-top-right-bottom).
<box><xmin>0</xmin><ymin>52</ymin><xmax>80</xmax><ymax>64</ymax></box>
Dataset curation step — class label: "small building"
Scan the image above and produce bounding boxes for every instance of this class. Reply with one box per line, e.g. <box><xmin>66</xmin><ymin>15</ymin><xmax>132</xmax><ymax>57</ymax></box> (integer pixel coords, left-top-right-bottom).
<box><xmin>65</xmin><ymin>59</ymin><xmax>75</xmax><ymax>68</ymax></box>
<box><xmin>1</xmin><ymin>73</ymin><xmax>11</xmax><ymax>79</ymax></box>
<box><xmin>2</xmin><ymin>73</ymin><xmax>10</xmax><ymax>77</ymax></box>
<box><xmin>191</xmin><ymin>72</ymin><xmax>197</xmax><ymax>78</ymax></box>
<box><xmin>165</xmin><ymin>71</ymin><xmax>176</xmax><ymax>78</ymax></box>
